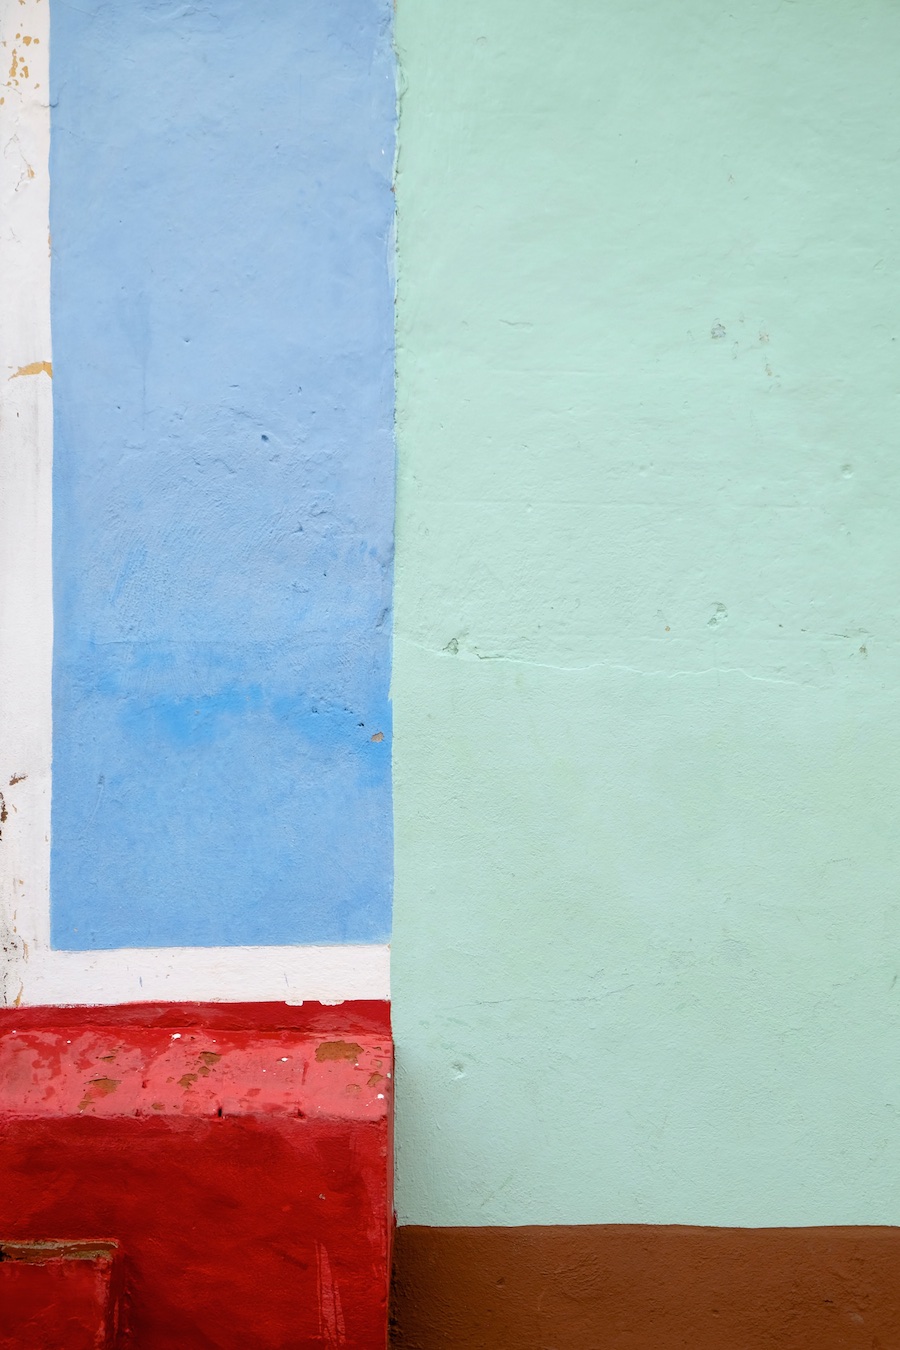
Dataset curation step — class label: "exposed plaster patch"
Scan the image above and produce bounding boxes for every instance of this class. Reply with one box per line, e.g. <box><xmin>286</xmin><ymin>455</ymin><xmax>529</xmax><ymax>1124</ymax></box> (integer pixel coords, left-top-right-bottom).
<box><xmin>8</xmin><ymin>358</ymin><xmax>50</xmax><ymax>379</ymax></box>
<box><xmin>77</xmin><ymin>1076</ymin><xmax>121</xmax><ymax>1113</ymax></box>
<box><xmin>315</xmin><ymin>1040</ymin><xmax>363</xmax><ymax>1065</ymax></box>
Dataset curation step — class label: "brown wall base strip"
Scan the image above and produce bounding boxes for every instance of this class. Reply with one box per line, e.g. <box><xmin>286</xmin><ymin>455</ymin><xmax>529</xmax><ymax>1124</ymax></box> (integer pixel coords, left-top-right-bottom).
<box><xmin>390</xmin><ymin>1224</ymin><xmax>900</xmax><ymax>1349</ymax></box>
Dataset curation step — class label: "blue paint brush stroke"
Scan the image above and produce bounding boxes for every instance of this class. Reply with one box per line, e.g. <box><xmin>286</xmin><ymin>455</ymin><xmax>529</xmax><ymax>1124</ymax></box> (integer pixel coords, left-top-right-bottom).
<box><xmin>50</xmin><ymin>0</ymin><xmax>395</xmax><ymax>947</ymax></box>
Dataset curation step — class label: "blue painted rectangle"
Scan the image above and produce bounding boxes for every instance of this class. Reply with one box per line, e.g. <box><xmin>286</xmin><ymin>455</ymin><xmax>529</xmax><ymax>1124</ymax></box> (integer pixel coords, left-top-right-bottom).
<box><xmin>50</xmin><ymin>0</ymin><xmax>395</xmax><ymax>947</ymax></box>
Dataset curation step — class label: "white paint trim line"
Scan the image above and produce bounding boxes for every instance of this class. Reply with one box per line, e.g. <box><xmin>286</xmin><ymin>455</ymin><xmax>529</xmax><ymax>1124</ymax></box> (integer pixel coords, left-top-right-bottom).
<box><xmin>18</xmin><ymin>944</ymin><xmax>391</xmax><ymax>1007</ymax></box>
<box><xmin>0</xmin><ymin>0</ymin><xmax>54</xmax><ymax>1008</ymax></box>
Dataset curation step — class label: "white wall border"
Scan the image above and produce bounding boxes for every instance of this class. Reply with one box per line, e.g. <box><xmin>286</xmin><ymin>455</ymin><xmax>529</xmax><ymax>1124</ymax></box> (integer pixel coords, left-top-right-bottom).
<box><xmin>23</xmin><ymin>945</ymin><xmax>391</xmax><ymax>1007</ymax></box>
<box><xmin>0</xmin><ymin>1</ymin><xmax>390</xmax><ymax>1008</ymax></box>
<box><xmin>1</xmin><ymin>0</ymin><xmax>53</xmax><ymax>1008</ymax></box>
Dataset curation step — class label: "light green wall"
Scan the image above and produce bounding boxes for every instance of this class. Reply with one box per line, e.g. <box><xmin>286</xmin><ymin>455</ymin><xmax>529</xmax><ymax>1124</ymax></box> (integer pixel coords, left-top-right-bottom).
<box><xmin>392</xmin><ymin>0</ymin><xmax>900</xmax><ymax>1226</ymax></box>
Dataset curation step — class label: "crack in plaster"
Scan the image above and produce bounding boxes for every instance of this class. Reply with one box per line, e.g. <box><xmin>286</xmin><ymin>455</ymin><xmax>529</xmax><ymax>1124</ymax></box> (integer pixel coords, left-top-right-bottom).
<box><xmin>396</xmin><ymin>636</ymin><xmax>804</xmax><ymax>688</ymax></box>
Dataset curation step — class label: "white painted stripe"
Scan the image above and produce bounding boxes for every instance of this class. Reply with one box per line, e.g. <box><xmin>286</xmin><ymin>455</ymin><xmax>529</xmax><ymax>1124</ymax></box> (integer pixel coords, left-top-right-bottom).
<box><xmin>20</xmin><ymin>944</ymin><xmax>391</xmax><ymax>1007</ymax></box>
<box><xmin>0</xmin><ymin>3</ymin><xmax>390</xmax><ymax>1008</ymax></box>
<box><xmin>0</xmin><ymin>0</ymin><xmax>54</xmax><ymax>1009</ymax></box>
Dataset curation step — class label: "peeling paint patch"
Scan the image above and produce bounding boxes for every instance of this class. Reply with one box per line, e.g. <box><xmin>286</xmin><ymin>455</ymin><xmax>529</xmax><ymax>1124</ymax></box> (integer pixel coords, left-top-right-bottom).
<box><xmin>77</xmin><ymin>1076</ymin><xmax>120</xmax><ymax>1112</ymax></box>
<box><xmin>8</xmin><ymin>359</ymin><xmax>51</xmax><ymax>379</ymax></box>
<box><xmin>315</xmin><ymin>1040</ymin><xmax>363</xmax><ymax>1065</ymax></box>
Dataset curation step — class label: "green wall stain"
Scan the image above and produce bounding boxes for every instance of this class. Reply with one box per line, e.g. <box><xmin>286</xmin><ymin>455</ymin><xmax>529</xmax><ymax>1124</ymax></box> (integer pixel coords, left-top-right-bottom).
<box><xmin>393</xmin><ymin>0</ymin><xmax>900</xmax><ymax>1224</ymax></box>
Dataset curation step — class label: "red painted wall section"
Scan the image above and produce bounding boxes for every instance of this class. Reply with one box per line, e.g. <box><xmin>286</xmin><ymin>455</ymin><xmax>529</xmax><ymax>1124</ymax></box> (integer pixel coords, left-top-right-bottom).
<box><xmin>0</xmin><ymin>1002</ymin><xmax>393</xmax><ymax>1349</ymax></box>
<box><xmin>0</xmin><ymin>1240</ymin><xmax>121</xmax><ymax>1350</ymax></box>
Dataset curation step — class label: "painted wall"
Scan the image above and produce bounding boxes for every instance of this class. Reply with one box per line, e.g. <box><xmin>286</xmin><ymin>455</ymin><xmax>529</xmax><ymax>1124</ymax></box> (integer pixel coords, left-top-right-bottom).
<box><xmin>392</xmin><ymin>0</ymin><xmax>900</xmax><ymax>1226</ymax></box>
<box><xmin>4</xmin><ymin>0</ymin><xmax>900</xmax><ymax>1254</ymax></box>
<box><xmin>1</xmin><ymin>0</ymin><xmax>393</xmax><ymax>1005</ymax></box>
<box><xmin>50</xmin><ymin>0</ymin><xmax>395</xmax><ymax>948</ymax></box>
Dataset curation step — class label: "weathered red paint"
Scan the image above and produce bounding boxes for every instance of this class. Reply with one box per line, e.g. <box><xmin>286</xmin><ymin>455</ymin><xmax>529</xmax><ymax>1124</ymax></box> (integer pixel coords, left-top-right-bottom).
<box><xmin>0</xmin><ymin>1002</ymin><xmax>393</xmax><ymax>1349</ymax></box>
<box><xmin>0</xmin><ymin>1239</ymin><xmax>121</xmax><ymax>1350</ymax></box>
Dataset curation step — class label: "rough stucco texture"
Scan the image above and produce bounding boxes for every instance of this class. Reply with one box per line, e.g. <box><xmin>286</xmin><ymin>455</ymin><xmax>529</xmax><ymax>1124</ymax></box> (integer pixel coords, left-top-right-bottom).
<box><xmin>50</xmin><ymin>0</ymin><xmax>395</xmax><ymax>948</ymax></box>
<box><xmin>392</xmin><ymin>0</ymin><xmax>900</xmax><ymax>1224</ymax></box>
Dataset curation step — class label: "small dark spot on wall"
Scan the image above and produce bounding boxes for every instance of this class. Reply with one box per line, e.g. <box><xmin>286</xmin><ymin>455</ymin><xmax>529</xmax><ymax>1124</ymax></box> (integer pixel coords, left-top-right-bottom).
<box><xmin>178</xmin><ymin>1073</ymin><xmax>198</xmax><ymax>1090</ymax></box>
<box><xmin>8</xmin><ymin>774</ymin><xmax>26</xmax><ymax>786</ymax></box>
<box><xmin>371</xmin><ymin>731</ymin><xmax>384</xmax><ymax>743</ymax></box>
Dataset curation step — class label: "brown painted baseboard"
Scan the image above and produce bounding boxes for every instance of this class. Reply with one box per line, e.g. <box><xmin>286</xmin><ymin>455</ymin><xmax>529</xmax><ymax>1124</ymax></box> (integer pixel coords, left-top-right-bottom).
<box><xmin>390</xmin><ymin>1224</ymin><xmax>900</xmax><ymax>1349</ymax></box>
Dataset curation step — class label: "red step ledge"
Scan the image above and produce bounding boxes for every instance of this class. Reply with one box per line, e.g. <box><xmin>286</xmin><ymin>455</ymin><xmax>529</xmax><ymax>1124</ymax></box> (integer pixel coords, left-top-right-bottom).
<box><xmin>0</xmin><ymin>1001</ymin><xmax>393</xmax><ymax>1349</ymax></box>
